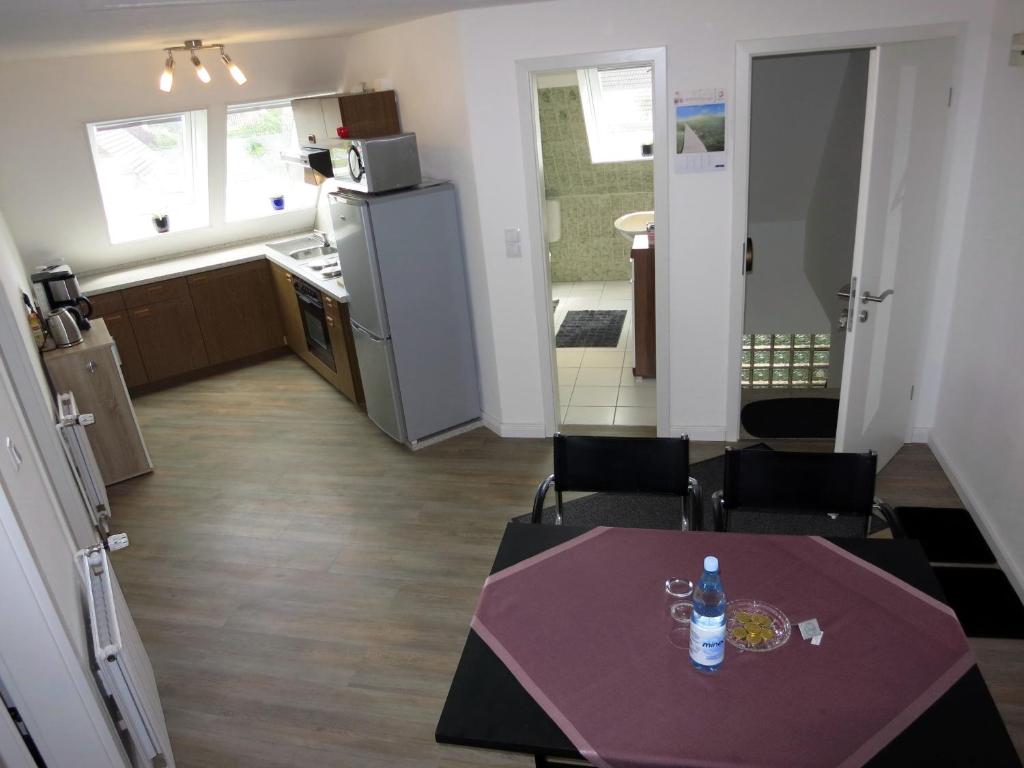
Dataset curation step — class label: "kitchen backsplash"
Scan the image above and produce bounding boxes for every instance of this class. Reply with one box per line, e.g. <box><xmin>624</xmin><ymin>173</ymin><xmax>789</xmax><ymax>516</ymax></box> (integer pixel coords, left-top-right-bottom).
<box><xmin>538</xmin><ymin>85</ymin><xmax>653</xmax><ymax>283</ymax></box>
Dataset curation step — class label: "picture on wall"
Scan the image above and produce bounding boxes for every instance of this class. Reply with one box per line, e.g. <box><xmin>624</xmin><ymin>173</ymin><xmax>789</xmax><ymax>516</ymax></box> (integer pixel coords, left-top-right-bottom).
<box><xmin>674</xmin><ymin>88</ymin><xmax>727</xmax><ymax>173</ymax></box>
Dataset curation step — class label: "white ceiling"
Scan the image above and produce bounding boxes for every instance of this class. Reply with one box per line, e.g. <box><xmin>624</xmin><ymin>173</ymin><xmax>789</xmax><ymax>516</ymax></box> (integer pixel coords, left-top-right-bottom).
<box><xmin>0</xmin><ymin>0</ymin><xmax>541</xmax><ymax>61</ymax></box>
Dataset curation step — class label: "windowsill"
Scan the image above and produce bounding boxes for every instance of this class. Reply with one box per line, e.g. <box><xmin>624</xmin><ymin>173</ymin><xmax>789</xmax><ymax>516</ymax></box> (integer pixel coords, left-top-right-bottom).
<box><xmin>225</xmin><ymin>204</ymin><xmax>317</xmax><ymax>225</ymax></box>
<box><xmin>590</xmin><ymin>156</ymin><xmax>653</xmax><ymax>165</ymax></box>
<box><xmin>108</xmin><ymin>221</ymin><xmax>210</xmax><ymax>247</ymax></box>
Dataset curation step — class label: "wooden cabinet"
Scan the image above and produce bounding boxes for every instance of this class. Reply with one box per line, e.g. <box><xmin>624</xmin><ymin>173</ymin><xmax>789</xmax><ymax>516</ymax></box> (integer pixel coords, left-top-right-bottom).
<box><xmin>188</xmin><ymin>261</ymin><xmax>284</xmax><ymax>365</ymax></box>
<box><xmin>43</xmin><ymin>320</ymin><xmax>152</xmax><ymax>485</ymax></box>
<box><xmin>88</xmin><ymin>291</ymin><xmax>148</xmax><ymax>388</ymax></box>
<box><xmin>338</xmin><ymin>91</ymin><xmax>400</xmax><ymax>138</ymax></box>
<box><xmin>630</xmin><ymin>237</ymin><xmax>656</xmax><ymax>379</ymax></box>
<box><xmin>292</xmin><ymin>91</ymin><xmax>401</xmax><ymax>147</ymax></box>
<box><xmin>323</xmin><ymin>293</ymin><xmax>364</xmax><ymax>405</ymax></box>
<box><xmin>269</xmin><ymin>263</ymin><xmax>305</xmax><ymax>353</ymax></box>
<box><xmin>128</xmin><ymin>297</ymin><xmax>209</xmax><ymax>382</ymax></box>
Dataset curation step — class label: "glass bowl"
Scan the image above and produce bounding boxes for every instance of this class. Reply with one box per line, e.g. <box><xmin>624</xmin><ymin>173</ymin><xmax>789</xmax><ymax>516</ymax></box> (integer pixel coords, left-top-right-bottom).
<box><xmin>725</xmin><ymin>599</ymin><xmax>791</xmax><ymax>652</ymax></box>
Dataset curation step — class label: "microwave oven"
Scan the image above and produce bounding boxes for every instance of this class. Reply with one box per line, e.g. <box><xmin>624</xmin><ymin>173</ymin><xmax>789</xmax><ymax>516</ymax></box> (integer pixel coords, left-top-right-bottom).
<box><xmin>336</xmin><ymin>133</ymin><xmax>422</xmax><ymax>194</ymax></box>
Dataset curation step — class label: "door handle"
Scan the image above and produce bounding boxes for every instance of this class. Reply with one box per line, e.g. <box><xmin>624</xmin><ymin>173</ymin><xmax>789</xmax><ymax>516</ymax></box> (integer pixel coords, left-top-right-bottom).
<box><xmin>743</xmin><ymin>237</ymin><xmax>754</xmax><ymax>273</ymax></box>
<box><xmin>861</xmin><ymin>289</ymin><xmax>894</xmax><ymax>304</ymax></box>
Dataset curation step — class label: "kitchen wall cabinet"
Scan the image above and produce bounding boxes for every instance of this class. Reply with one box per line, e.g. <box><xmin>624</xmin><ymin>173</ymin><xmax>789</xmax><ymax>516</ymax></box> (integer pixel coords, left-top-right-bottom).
<box><xmin>128</xmin><ymin>296</ymin><xmax>209</xmax><ymax>382</ymax></box>
<box><xmin>43</xmin><ymin>320</ymin><xmax>152</xmax><ymax>485</ymax></box>
<box><xmin>292</xmin><ymin>91</ymin><xmax>401</xmax><ymax>147</ymax></box>
<box><xmin>269</xmin><ymin>263</ymin><xmax>305</xmax><ymax>353</ymax></box>
<box><xmin>188</xmin><ymin>261</ymin><xmax>283</xmax><ymax>365</ymax></box>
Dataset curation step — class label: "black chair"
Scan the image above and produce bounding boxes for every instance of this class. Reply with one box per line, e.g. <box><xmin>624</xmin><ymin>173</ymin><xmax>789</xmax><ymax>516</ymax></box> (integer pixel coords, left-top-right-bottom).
<box><xmin>530</xmin><ymin>433</ymin><xmax>702</xmax><ymax>531</ymax></box>
<box><xmin>710</xmin><ymin>447</ymin><xmax>904</xmax><ymax>537</ymax></box>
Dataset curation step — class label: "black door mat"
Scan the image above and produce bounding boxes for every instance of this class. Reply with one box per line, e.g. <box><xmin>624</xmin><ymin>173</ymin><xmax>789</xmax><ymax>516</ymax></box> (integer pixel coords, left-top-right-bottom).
<box><xmin>555</xmin><ymin>310</ymin><xmax>626</xmax><ymax>348</ymax></box>
<box><xmin>894</xmin><ymin>507</ymin><xmax>996</xmax><ymax>564</ymax></box>
<box><xmin>933</xmin><ymin>567</ymin><xmax>1024</xmax><ymax>639</ymax></box>
<box><xmin>741</xmin><ymin>397</ymin><xmax>839</xmax><ymax>438</ymax></box>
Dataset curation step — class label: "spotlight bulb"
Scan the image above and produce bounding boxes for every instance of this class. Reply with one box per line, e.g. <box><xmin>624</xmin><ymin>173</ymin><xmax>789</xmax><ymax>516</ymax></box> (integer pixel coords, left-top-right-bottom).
<box><xmin>220</xmin><ymin>51</ymin><xmax>247</xmax><ymax>85</ymax></box>
<box><xmin>191</xmin><ymin>53</ymin><xmax>211</xmax><ymax>84</ymax></box>
<box><xmin>159</xmin><ymin>53</ymin><xmax>174</xmax><ymax>93</ymax></box>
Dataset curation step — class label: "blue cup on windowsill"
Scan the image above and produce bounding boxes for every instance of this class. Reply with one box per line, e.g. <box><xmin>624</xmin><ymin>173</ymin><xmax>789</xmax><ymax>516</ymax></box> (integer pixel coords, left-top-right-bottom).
<box><xmin>270</xmin><ymin>195</ymin><xmax>285</xmax><ymax>211</ymax></box>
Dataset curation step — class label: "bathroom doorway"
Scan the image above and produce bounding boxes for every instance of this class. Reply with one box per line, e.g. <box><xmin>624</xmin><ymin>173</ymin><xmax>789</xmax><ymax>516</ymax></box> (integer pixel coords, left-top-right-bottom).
<box><xmin>531</xmin><ymin>62</ymin><xmax>657</xmax><ymax>432</ymax></box>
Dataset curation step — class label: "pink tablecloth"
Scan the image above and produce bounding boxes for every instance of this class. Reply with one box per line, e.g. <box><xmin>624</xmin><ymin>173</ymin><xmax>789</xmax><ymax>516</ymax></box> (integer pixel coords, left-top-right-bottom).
<box><xmin>472</xmin><ymin>528</ymin><xmax>973</xmax><ymax>768</ymax></box>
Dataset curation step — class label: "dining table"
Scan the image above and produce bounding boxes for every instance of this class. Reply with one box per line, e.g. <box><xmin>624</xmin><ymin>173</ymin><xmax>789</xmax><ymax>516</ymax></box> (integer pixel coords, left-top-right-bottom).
<box><xmin>435</xmin><ymin>523</ymin><xmax>1021</xmax><ymax>768</ymax></box>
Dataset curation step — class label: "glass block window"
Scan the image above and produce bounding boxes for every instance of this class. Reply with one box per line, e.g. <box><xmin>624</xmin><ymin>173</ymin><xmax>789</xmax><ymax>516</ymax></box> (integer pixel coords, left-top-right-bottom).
<box><xmin>741</xmin><ymin>333</ymin><xmax>831</xmax><ymax>388</ymax></box>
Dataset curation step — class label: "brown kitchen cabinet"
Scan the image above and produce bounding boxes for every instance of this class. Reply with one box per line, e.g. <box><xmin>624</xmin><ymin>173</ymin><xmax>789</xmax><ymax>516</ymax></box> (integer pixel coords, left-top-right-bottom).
<box><xmin>338</xmin><ymin>91</ymin><xmax>400</xmax><ymax>138</ymax></box>
<box><xmin>188</xmin><ymin>261</ymin><xmax>284</xmax><ymax>365</ymax></box>
<box><xmin>269</xmin><ymin>262</ymin><xmax>305</xmax><ymax>353</ymax></box>
<box><xmin>88</xmin><ymin>291</ymin><xmax>148</xmax><ymax>388</ymax></box>
<box><xmin>43</xmin><ymin>319</ymin><xmax>152</xmax><ymax>485</ymax></box>
<box><xmin>127</xmin><ymin>289</ymin><xmax>209</xmax><ymax>382</ymax></box>
<box><xmin>323</xmin><ymin>293</ymin><xmax>364</xmax><ymax>406</ymax></box>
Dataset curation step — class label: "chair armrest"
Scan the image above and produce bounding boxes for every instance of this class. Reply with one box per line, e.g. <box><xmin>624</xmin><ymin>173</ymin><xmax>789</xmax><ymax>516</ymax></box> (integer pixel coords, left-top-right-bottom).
<box><xmin>687</xmin><ymin>477</ymin><xmax>703</xmax><ymax>531</ymax></box>
<box><xmin>711</xmin><ymin>490</ymin><xmax>726</xmax><ymax>532</ymax></box>
<box><xmin>531</xmin><ymin>474</ymin><xmax>556</xmax><ymax>524</ymax></box>
<box><xmin>873</xmin><ymin>497</ymin><xmax>905</xmax><ymax>538</ymax></box>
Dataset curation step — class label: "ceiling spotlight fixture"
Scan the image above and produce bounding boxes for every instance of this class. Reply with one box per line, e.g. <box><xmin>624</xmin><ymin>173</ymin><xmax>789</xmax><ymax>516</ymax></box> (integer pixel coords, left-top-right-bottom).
<box><xmin>191</xmin><ymin>51</ymin><xmax>211</xmax><ymax>83</ymax></box>
<box><xmin>159</xmin><ymin>51</ymin><xmax>174</xmax><ymax>93</ymax></box>
<box><xmin>219</xmin><ymin>47</ymin><xmax>247</xmax><ymax>85</ymax></box>
<box><xmin>156</xmin><ymin>39</ymin><xmax>247</xmax><ymax>92</ymax></box>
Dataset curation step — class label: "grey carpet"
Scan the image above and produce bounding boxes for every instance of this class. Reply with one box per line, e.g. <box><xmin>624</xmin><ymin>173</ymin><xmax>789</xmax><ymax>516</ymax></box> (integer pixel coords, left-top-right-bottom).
<box><xmin>555</xmin><ymin>310</ymin><xmax>627</xmax><ymax>348</ymax></box>
<box><xmin>513</xmin><ymin>443</ymin><xmax>889</xmax><ymax>535</ymax></box>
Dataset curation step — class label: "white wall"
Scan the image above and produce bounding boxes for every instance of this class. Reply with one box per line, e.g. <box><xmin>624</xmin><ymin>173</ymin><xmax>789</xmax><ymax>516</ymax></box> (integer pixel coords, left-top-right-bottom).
<box><xmin>930</xmin><ymin>0</ymin><xmax>1024</xmax><ymax>592</ymax></box>
<box><xmin>744</xmin><ymin>219</ymin><xmax>828</xmax><ymax>332</ymax></box>
<box><xmin>354</xmin><ymin>0</ymin><xmax>991</xmax><ymax>437</ymax></box>
<box><xmin>0</xmin><ymin>37</ymin><xmax>348</xmax><ymax>276</ymax></box>
<box><xmin>337</xmin><ymin>12</ymin><xmax>501</xmax><ymax>424</ymax></box>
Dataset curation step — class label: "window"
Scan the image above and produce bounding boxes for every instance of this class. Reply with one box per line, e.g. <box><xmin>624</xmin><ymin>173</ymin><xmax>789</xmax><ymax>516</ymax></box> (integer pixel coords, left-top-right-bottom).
<box><xmin>741</xmin><ymin>333</ymin><xmax>832</xmax><ymax>388</ymax></box>
<box><xmin>87</xmin><ymin>111</ymin><xmax>208</xmax><ymax>244</ymax></box>
<box><xmin>577</xmin><ymin>66</ymin><xmax>653</xmax><ymax>163</ymax></box>
<box><xmin>225</xmin><ymin>100</ymin><xmax>317</xmax><ymax>221</ymax></box>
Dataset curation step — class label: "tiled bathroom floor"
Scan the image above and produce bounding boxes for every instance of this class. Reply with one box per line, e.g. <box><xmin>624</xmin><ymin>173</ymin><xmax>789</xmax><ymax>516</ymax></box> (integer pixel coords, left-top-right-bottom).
<box><xmin>552</xmin><ymin>280</ymin><xmax>656</xmax><ymax>427</ymax></box>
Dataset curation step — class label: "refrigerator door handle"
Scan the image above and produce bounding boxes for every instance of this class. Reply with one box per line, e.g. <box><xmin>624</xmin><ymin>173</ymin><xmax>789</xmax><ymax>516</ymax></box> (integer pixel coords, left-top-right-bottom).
<box><xmin>351</xmin><ymin>319</ymin><xmax>388</xmax><ymax>343</ymax></box>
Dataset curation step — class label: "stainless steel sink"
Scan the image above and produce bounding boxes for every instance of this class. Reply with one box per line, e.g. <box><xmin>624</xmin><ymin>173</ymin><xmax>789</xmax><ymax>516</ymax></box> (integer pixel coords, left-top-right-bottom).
<box><xmin>288</xmin><ymin>245</ymin><xmax>337</xmax><ymax>260</ymax></box>
<box><xmin>266</xmin><ymin>235</ymin><xmax>336</xmax><ymax>261</ymax></box>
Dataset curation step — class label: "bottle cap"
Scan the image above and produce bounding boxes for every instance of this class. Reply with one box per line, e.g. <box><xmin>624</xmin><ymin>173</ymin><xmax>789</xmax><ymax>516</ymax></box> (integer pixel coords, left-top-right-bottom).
<box><xmin>704</xmin><ymin>555</ymin><xmax>719</xmax><ymax>573</ymax></box>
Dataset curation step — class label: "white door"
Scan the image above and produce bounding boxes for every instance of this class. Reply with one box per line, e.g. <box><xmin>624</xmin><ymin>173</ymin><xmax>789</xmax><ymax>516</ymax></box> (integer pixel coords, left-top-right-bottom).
<box><xmin>835</xmin><ymin>38</ymin><xmax>954</xmax><ymax>468</ymax></box>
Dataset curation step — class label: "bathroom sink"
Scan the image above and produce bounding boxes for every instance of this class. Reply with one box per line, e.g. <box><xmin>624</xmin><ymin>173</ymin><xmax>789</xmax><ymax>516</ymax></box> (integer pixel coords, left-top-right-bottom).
<box><xmin>613</xmin><ymin>211</ymin><xmax>655</xmax><ymax>241</ymax></box>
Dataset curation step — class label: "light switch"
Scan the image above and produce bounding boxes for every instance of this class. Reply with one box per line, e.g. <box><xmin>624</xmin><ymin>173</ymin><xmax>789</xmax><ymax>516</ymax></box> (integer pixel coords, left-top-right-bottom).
<box><xmin>504</xmin><ymin>227</ymin><xmax>521</xmax><ymax>258</ymax></box>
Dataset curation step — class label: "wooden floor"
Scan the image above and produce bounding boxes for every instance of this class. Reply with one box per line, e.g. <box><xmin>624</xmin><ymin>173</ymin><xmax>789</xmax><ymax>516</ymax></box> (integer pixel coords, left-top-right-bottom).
<box><xmin>108</xmin><ymin>355</ymin><xmax>1023</xmax><ymax>766</ymax></box>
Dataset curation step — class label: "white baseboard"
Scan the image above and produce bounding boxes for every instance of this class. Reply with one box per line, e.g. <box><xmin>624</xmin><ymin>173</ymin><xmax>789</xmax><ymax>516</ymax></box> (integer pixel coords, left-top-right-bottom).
<box><xmin>482</xmin><ymin>411</ymin><xmax>546</xmax><ymax>438</ymax></box>
<box><xmin>928</xmin><ymin>434</ymin><xmax>1024</xmax><ymax>602</ymax></box>
<box><xmin>670</xmin><ymin>425</ymin><xmax>727</xmax><ymax>442</ymax></box>
<box><xmin>909</xmin><ymin>427</ymin><xmax>931</xmax><ymax>444</ymax></box>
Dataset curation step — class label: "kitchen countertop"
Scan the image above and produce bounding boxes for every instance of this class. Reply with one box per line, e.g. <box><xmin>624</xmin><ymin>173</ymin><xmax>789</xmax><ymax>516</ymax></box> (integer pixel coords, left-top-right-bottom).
<box><xmin>79</xmin><ymin>234</ymin><xmax>350</xmax><ymax>303</ymax></box>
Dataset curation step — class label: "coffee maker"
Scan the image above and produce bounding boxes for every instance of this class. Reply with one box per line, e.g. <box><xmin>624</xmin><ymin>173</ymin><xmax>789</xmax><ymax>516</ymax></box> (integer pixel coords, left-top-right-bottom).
<box><xmin>31</xmin><ymin>264</ymin><xmax>93</xmax><ymax>330</ymax></box>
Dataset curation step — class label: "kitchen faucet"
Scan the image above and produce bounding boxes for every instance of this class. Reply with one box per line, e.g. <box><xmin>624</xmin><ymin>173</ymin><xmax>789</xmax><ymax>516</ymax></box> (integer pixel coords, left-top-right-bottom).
<box><xmin>313</xmin><ymin>229</ymin><xmax>330</xmax><ymax>247</ymax></box>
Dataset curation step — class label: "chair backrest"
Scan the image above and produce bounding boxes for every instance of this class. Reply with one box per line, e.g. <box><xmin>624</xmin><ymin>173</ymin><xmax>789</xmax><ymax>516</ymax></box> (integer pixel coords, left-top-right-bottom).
<box><xmin>553</xmin><ymin>433</ymin><xmax>690</xmax><ymax>496</ymax></box>
<box><xmin>722</xmin><ymin>448</ymin><xmax>877</xmax><ymax>516</ymax></box>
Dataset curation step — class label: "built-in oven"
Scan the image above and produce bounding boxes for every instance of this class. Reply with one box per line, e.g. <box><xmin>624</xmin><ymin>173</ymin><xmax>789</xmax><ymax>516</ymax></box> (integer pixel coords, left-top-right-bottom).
<box><xmin>293</xmin><ymin>278</ymin><xmax>336</xmax><ymax>372</ymax></box>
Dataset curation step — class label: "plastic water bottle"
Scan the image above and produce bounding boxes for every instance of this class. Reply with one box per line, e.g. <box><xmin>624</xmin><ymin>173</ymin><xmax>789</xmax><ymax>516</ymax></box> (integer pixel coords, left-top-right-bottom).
<box><xmin>689</xmin><ymin>555</ymin><xmax>726</xmax><ymax>672</ymax></box>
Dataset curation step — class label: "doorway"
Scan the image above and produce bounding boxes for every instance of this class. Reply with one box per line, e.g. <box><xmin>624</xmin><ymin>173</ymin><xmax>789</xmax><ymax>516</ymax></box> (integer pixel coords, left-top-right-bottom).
<box><xmin>731</xmin><ymin>32</ymin><xmax>955</xmax><ymax>468</ymax></box>
<box><xmin>533</xmin><ymin>63</ymin><xmax>656</xmax><ymax>431</ymax></box>
<box><xmin>740</xmin><ymin>49</ymin><xmax>870</xmax><ymax>440</ymax></box>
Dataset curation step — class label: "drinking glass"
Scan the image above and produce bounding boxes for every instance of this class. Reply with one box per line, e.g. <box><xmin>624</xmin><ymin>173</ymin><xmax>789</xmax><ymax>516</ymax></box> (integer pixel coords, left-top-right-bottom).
<box><xmin>665</xmin><ymin>578</ymin><xmax>694</xmax><ymax>626</ymax></box>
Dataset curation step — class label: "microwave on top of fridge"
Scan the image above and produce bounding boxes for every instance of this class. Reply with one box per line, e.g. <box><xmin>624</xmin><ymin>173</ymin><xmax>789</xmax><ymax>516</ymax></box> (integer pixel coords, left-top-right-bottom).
<box><xmin>336</xmin><ymin>133</ymin><xmax>422</xmax><ymax>194</ymax></box>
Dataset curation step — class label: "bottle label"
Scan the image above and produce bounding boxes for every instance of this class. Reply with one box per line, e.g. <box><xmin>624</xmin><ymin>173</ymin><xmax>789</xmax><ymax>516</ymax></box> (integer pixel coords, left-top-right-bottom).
<box><xmin>689</xmin><ymin>621</ymin><xmax>726</xmax><ymax>667</ymax></box>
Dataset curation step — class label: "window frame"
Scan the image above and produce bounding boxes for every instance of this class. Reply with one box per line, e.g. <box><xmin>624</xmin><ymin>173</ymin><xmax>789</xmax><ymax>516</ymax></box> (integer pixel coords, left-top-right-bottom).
<box><xmin>86</xmin><ymin>109</ymin><xmax>209</xmax><ymax>245</ymax></box>
<box><xmin>223</xmin><ymin>98</ymin><xmax>317</xmax><ymax>223</ymax></box>
<box><xmin>577</xmin><ymin>65</ymin><xmax>654</xmax><ymax>165</ymax></box>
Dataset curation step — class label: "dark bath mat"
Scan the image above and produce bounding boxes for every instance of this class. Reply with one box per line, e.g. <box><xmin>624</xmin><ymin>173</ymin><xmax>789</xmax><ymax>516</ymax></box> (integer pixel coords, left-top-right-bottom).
<box><xmin>741</xmin><ymin>397</ymin><xmax>840</xmax><ymax>439</ymax></box>
<box><xmin>556</xmin><ymin>310</ymin><xmax>627</xmax><ymax>348</ymax></box>
<box><xmin>894</xmin><ymin>507</ymin><xmax>997</xmax><ymax>564</ymax></box>
<box><xmin>932</xmin><ymin>567</ymin><xmax>1024</xmax><ymax>639</ymax></box>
